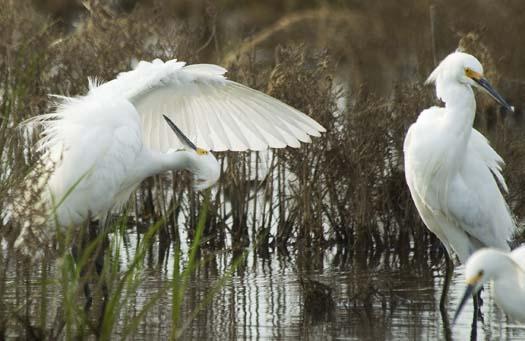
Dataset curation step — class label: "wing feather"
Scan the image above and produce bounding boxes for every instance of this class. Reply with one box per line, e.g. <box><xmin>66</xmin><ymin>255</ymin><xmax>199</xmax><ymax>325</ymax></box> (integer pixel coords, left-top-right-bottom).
<box><xmin>91</xmin><ymin>59</ymin><xmax>325</xmax><ymax>152</ymax></box>
<box><xmin>470</xmin><ymin>129</ymin><xmax>508</xmax><ymax>192</ymax></box>
<box><xmin>233</xmin><ymin>96</ymin><xmax>289</xmax><ymax>148</ymax></box>
<box><xmin>446</xmin><ymin>130</ymin><xmax>514</xmax><ymax>251</ymax></box>
<box><xmin>246</xmin><ymin>93</ymin><xmax>310</xmax><ymax>144</ymax></box>
<box><xmin>226</xmin><ymin>98</ymin><xmax>274</xmax><ymax>149</ymax></box>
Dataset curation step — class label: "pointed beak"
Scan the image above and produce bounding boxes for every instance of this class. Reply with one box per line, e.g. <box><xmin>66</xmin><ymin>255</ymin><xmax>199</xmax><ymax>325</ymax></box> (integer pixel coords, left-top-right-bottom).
<box><xmin>452</xmin><ymin>283</ymin><xmax>475</xmax><ymax>325</ymax></box>
<box><xmin>162</xmin><ymin>115</ymin><xmax>197</xmax><ymax>151</ymax></box>
<box><xmin>472</xmin><ymin>77</ymin><xmax>514</xmax><ymax>112</ymax></box>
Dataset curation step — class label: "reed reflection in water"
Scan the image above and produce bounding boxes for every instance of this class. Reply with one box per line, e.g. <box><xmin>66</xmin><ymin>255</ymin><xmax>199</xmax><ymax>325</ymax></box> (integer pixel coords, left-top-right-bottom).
<box><xmin>3</xmin><ymin>236</ymin><xmax>525</xmax><ymax>340</ymax></box>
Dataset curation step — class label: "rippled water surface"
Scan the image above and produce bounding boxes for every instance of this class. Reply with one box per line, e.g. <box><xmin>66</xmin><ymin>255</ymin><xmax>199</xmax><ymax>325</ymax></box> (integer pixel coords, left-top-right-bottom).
<box><xmin>3</xmin><ymin>239</ymin><xmax>525</xmax><ymax>340</ymax></box>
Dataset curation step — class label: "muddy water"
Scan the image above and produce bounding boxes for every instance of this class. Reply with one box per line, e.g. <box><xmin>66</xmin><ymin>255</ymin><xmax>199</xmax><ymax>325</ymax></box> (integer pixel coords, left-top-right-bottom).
<box><xmin>3</xmin><ymin>239</ymin><xmax>524</xmax><ymax>340</ymax></box>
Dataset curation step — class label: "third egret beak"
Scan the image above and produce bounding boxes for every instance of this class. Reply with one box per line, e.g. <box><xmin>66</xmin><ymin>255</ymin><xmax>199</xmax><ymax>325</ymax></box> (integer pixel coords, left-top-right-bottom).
<box><xmin>466</xmin><ymin>69</ymin><xmax>514</xmax><ymax>112</ymax></box>
<box><xmin>452</xmin><ymin>271</ymin><xmax>483</xmax><ymax>324</ymax></box>
<box><xmin>452</xmin><ymin>283</ymin><xmax>475</xmax><ymax>325</ymax></box>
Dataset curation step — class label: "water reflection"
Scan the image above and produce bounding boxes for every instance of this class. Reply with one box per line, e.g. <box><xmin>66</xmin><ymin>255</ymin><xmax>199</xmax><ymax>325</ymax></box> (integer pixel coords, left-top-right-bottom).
<box><xmin>2</xmin><ymin>239</ymin><xmax>525</xmax><ymax>340</ymax></box>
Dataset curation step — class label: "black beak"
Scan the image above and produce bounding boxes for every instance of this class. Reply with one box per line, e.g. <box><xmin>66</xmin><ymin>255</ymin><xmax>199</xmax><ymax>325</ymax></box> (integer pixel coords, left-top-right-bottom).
<box><xmin>163</xmin><ymin>115</ymin><xmax>197</xmax><ymax>151</ymax></box>
<box><xmin>473</xmin><ymin>78</ymin><xmax>514</xmax><ymax>112</ymax></box>
<box><xmin>452</xmin><ymin>284</ymin><xmax>475</xmax><ymax>325</ymax></box>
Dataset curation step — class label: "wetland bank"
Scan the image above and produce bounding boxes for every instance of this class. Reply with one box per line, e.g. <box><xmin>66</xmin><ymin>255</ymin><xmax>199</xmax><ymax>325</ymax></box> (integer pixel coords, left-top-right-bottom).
<box><xmin>2</xmin><ymin>0</ymin><xmax>525</xmax><ymax>339</ymax></box>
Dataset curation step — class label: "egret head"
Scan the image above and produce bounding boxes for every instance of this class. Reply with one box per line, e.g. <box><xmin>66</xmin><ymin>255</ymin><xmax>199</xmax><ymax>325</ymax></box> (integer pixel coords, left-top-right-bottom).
<box><xmin>426</xmin><ymin>52</ymin><xmax>513</xmax><ymax>111</ymax></box>
<box><xmin>452</xmin><ymin>248</ymin><xmax>509</xmax><ymax>324</ymax></box>
<box><xmin>187</xmin><ymin>149</ymin><xmax>220</xmax><ymax>190</ymax></box>
<box><xmin>163</xmin><ymin>115</ymin><xmax>220</xmax><ymax>190</ymax></box>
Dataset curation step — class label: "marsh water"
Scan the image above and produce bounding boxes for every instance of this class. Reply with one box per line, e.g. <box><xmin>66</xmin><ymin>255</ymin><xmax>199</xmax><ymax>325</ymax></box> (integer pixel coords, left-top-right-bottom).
<box><xmin>2</xmin><ymin>233</ymin><xmax>525</xmax><ymax>340</ymax></box>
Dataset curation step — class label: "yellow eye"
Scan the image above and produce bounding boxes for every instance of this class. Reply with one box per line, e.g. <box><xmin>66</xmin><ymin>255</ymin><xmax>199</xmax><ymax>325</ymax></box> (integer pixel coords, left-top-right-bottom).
<box><xmin>196</xmin><ymin>148</ymin><xmax>208</xmax><ymax>155</ymax></box>
<box><xmin>465</xmin><ymin>68</ymin><xmax>481</xmax><ymax>80</ymax></box>
<box><xmin>466</xmin><ymin>271</ymin><xmax>483</xmax><ymax>285</ymax></box>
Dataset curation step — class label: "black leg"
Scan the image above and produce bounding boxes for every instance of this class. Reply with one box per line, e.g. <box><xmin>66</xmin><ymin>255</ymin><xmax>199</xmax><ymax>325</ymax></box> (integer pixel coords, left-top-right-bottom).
<box><xmin>440</xmin><ymin>252</ymin><xmax>454</xmax><ymax>310</ymax></box>
<box><xmin>94</xmin><ymin>239</ymin><xmax>109</xmax><ymax>302</ymax></box>
<box><xmin>440</xmin><ymin>252</ymin><xmax>453</xmax><ymax>341</ymax></box>
<box><xmin>471</xmin><ymin>292</ymin><xmax>478</xmax><ymax>341</ymax></box>
<box><xmin>475</xmin><ymin>287</ymin><xmax>484</xmax><ymax>323</ymax></box>
<box><xmin>71</xmin><ymin>227</ymin><xmax>94</xmax><ymax>311</ymax></box>
<box><xmin>90</xmin><ymin>219</ymin><xmax>110</xmax><ymax>338</ymax></box>
<box><xmin>470</xmin><ymin>287</ymin><xmax>485</xmax><ymax>341</ymax></box>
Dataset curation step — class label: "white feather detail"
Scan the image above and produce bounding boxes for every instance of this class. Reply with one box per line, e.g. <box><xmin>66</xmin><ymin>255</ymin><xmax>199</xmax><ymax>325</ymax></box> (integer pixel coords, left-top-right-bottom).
<box><xmin>88</xmin><ymin>58</ymin><xmax>325</xmax><ymax>152</ymax></box>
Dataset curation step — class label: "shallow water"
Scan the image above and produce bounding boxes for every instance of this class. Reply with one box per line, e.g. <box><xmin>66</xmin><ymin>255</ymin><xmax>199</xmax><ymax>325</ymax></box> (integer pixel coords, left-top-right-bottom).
<box><xmin>171</xmin><ymin>251</ymin><xmax>525</xmax><ymax>340</ymax></box>
<box><xmin>3</xmin><ymin>238</ymin><xmax>525</xmax><ymax>340</ymax></box>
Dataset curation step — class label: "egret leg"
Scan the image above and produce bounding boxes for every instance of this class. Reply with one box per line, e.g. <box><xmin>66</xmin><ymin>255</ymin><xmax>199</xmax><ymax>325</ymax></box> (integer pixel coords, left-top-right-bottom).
<box><xmin>470</xmin><ymin>287</ymin><xmax>485</xmax><ymax>340</ymax></box>
<box><xmin>71</xmin><ymin>228</ymin><xmax>93</xmax><ymax>311</ymax></box>
<box><xmin>471</xmin><ymin>293</ymin><xmax>479</xmax><ymax>341</ymax></box>
<box><xmin>439</xmin><ymin>252</ymin><xmax>453</xmax><ymax>340</ymax></box>
<box><xmin>87</xmin><ymin>218</ymin><xmax>110</xmax><ymax>304</ymax></box>
<box><xmin>474</xmin><ymin>287</ymin><xmax>484</xmax><ymax>323</ymax></box>
<box><xmin>440</xmin><ymin>302</ymin><xmax>452</xmax><ymax>341</ymax></box>
<box><xmin>440</xmin><ymin>252</ymin><xmax>454</xmax><ymax>310</ymax></box>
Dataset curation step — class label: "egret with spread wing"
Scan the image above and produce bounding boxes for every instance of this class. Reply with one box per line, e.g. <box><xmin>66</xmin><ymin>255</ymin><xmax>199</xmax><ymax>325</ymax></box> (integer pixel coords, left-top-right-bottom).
<box><xmin>17</xmin><ymin>59</ymin><xmax>325</xmax><ymax>235</ymax></box>
<box><xmin>403</xmin><ymin>52</ymin><xmax>515</xmax><ymax>319</ymax></box>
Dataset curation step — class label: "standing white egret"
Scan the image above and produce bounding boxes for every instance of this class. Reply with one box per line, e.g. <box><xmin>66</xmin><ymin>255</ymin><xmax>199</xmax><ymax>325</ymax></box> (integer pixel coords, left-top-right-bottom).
<box><xmin>403</xmin><ymin>52</ymin><xmax>515</xmax><ymax>316</ymax></box>
<box><xmin>16</xmin><ymin>58</ymin><xmax>325</xmax><ymax>240</ymax></box>
<box><xmin>453</xmin><ymin>246</ymin><xmax>525</xmax><ymax>323</ymax></box>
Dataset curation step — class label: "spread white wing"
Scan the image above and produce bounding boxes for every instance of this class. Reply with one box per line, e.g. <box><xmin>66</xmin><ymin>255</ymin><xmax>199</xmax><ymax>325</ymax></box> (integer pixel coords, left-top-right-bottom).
<box><xmin>89</xmin><ymin>59</ymin><xmax>325</xmax><ymax>152</ymax></box>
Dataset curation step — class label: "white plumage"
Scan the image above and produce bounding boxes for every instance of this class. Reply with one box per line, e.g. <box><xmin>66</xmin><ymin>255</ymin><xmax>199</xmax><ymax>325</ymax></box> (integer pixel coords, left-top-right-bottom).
<box><xmin>91</xmin><ymin>59</ymin><xmax>325</xmax><ymax>152</ymax></box>
<box><xmin>404</xmin><ymin>52</ymin><xmax>515</xmax><ymax>263</ymax></box>
<box><xmin>17</xmin><ymin>58</ymin><xmax>325</xmax><ymax>232</ymax></box>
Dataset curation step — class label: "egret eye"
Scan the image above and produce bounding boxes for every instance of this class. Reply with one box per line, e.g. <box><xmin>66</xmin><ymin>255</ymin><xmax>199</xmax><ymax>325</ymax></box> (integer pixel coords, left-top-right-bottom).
<box><xmin>465</xmin><ymin>68</ymin><xmax>481</xmax><ymax>80</ymax></box>
<box><xmin>478</xmin><ymin>270</ymin><xmax>484</xmax><ymax>276</ymax></box>
<box><xmin>196</xmin><ymin>148</ymin><xmax>208</xmax><ymax>155</ymax></box>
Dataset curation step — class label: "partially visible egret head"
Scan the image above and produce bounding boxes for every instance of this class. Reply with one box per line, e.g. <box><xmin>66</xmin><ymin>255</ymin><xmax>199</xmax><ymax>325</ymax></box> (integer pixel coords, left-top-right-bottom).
<box><xmin>187</xmin><ymin>149</ymin><xmax>220</xmax><ymax>190</ymax></box>
<box><xmin>163</xmin><ymin>115</ymin><xmax>220</xmax><ymax>190</ymax></box>
<box><xmin>452</xmin><ymin>248</ymin><xmax>511</xmax><ymax>324</ymax></box>
<box><xmin>426</xmin><ymin>52</ymin><xmax>514</xmax><ymax>111</ymax></box>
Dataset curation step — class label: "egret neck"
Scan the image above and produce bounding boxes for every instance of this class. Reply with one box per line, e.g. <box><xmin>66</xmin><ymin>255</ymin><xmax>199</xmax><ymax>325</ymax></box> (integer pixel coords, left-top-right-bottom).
<box><xmin>438</xmin><ymin>81</ymin><xmax>477</xmax><ymax>173</ymax></box>
<box><xmin>440</xmin><ymin>82</ymin><xmax>476</xmax><ymax>136</ymax></box>
<box><xmin>144</xmin><ymin>149</ymin><xmax>192</xmax><ymax>178</ymax></box>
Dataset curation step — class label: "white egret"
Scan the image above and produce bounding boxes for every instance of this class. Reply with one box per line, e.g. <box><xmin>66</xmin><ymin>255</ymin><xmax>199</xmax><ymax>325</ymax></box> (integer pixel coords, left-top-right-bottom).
<box><xmin>453</xmin><ymin>246</ymin><xmax>525</xmax><ymax>323</ymax></box>
<box><xmin>404</xmin><ymin>52</ymin><xmax>515</xmax><ymax>262</ymax></box>
<box><xmin>403</xmin><ymin>52</ymin><xmax>515</xmax><ymax>318</ymax></box>
<box><xmin>15</xmin><ymin>58</ymin><xmax>325</xmax><ymax>239</ymax></box>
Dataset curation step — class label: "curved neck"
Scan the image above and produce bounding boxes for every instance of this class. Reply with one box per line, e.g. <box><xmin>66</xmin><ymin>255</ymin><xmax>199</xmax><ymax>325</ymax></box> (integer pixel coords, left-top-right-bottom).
<box><xmin>122</xmin><ymin>149</ymin><xmax>193</xmax><ymax>187</ymax></box>
<box><xmin>146</xmin><ymin>149</ymin><xmax>193</xmax><ymax>177</ymax></box>
<box><xmin>438</xmin><ymin>81</ymin><xmax>476</xmax><ymax>135</ymax></box>
<box><xmin>111</xmin><ymin>149</ymin><xmax>194</xmax><ymax>200</ymax></box>
<box><xmin>430</xmin><ymin>81</ymin><xmax>477</xmax><ymax>181</ymax></box>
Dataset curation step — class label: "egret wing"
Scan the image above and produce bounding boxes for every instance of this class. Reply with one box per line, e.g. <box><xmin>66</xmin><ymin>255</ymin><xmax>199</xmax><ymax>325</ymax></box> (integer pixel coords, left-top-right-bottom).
<box><xmin>90</xmin><ymin>59</ymin><xmax>325</xmax><ymax>152</ymax></box>
<box><xmin>446</xmin><ymin>130</ymin><xmax>514</xmax><ymax>251</ymax></box>
<box><xmin>404</xmin><ymin>107</ymin><xmax>452</xmax><ymax>245</ymax></box>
